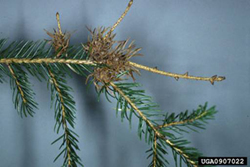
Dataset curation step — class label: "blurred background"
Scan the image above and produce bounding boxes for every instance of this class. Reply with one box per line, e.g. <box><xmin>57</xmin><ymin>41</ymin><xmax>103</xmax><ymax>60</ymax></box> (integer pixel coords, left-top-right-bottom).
<box><xmin>0</xmin><ymin>0</ymin><xmax>249</xmax><ymax>166</ymax></box>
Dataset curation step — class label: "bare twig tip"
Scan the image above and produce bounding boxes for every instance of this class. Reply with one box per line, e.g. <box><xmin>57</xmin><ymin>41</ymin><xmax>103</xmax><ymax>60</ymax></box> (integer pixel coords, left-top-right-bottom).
<box><xmin>218</xmin><ymin>76</ymin><xmax>226</xmax><ymax>81</ymax></box>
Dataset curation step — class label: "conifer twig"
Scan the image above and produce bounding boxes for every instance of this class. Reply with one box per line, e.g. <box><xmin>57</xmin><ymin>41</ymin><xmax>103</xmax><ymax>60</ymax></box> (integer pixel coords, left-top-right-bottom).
<box><xmin>129</xmin><ymin>61</ymin><xmax>226</xmax><ymax>84</ymax></box>
<box><xmin>0</xmin><ymin>56</ymin><xmax>226</xmax><ymax>86</ymax></box>
<box><xmin>105</xmin><ymin>0</ymin><xmax>133</xmax><ymax>39</ymax></box>
<box><xmin>56</xmin><ymin>12</ymin><xmax>63</xmax><ymax>35</ymax></box>
<box><xmin>110</xmin><ymin>82</ymin><xmax>197</xmax><ymax>166</ymax></box>
<box><xmin>48</xmin><ymin>69</ymin><xmax>72</xmax><ymax>166</ymax></box>
<box><xmin>45</xmin><ymin>14</ymin><xmax>83</xmax><ymax>166</ymax></box>
<box><xmin>157</xmin><ymin>111</ymin><xmax>208</xmax><ymax>129</ymax></box>
<box><xmin>1</xmin><ymin>56</ymin><xmax>226</xmax><ymax>85</ymax></box>
<box><xmin>165</xmin><ymin>139</ymin><xmax>197</xmax><ymax>167</ymax></box>
<box><xmin>110</xmin><ymin>82</ymin><xmax>158</xmax><ymax>133</ymax></box>
<box><xmin>153</xmin><ymin>132</ymin><xmax>157</xmax><ymax>167</ymax></box>
<box><xmin>0</xmin><ymin>58</ymin><xmax>96</xmax><ymax>65</ymax></box>
<box><xmin>7</xmin><ymin>65</ymin><xmax>27</xmax><ymax>103</ymax></box>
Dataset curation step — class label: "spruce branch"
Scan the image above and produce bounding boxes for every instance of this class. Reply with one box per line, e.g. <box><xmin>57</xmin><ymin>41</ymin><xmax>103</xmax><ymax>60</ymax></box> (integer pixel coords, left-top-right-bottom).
<box><xmin>158</xmin><ymin>111</ymin><xmax>208</xmax><ymax>129</ymax></box>
<box><xmin>157</xmin><ymin>103</ymin><xmax>217</xmax><ymax>134</ymax></box>
<box><xmin>110</xmin><ymin>82</ymin><xmax>158</xmax><ymax>132</ymax></box>
<box><xmin>109</xmin><ymin>82</ymin><xmax>200</xmax><ymax>166</ymax></box>
<box><xmin>0</xmin><ymin>37</ymin><xmax>215</xmax><ymax>166</ymax></box>
<box><xmin>7</xmin><ymin>63</ymin><xmax>38</xmax><ymax>117</ymax></box>
<box><xmin>7</xmin><ymin>65</ymin><xmax>27</xmax><ymax>104</ymax></box>
<box><xmin>48</xmin><ymin>69</ymin><xmax>71</xmax><ymax>165</ymax></box>
<box><xmin>0</xmin><ymin>1</ymin><xmax>226</xmax><ymax>166</ymax></box>
<box><xmin>0</xmin><ymin>41</ymin><xmax>95</xmax><ymax>80</ymax></box>
<box><xmin>48</xmin><ymin>67</ymin><xmax>83</xmax><ymax>167</ymax></box>
<box><xmin>0</xmin><ymin>58</ymin><xmax>96</xmax><ymax>65</ymax></box>
<box><xmin>45</xmin><ymin>14</ymin><xmax>83</xmax><ymax>166</ymax></box>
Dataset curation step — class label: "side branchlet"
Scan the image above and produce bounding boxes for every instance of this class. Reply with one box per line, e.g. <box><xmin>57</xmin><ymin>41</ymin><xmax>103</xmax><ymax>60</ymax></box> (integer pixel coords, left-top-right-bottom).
<box><xmin>46</xmin><ymin>13</ymin><xmax>83</xmax><ymax>167</ymax></box>
<box><xmin>44</xmin><ymin>12</ymin><xmax>71</xmax><ymax>57</ymax></box>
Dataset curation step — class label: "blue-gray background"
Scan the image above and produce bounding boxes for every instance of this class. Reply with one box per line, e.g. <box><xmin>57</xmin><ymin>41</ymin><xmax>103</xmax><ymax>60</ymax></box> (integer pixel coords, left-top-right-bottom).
<box><xmin>0</xmin><ymin>0</ymin><xmax>249</xmax><ymax>167</ymax></box>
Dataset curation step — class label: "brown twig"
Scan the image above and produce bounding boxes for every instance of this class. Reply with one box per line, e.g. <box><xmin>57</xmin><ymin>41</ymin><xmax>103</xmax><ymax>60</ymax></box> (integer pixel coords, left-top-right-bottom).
<box><xmin>56</xmin><ymin>12</ymin><xmax>63</xmax><ymax>35</ymax></box>
<box><xmin>45</xmin><ymin>12</ymin><xmax>70</xmax><ymax>57</ymax></box>
<box><xmin>129</xmin><ymin>61</ymin><xmax>226</xmax><ymax>85</ymax></box>
<box><xmin>105</xmin><ymin>0</ymin><xmax>133</xmax><ymax>39</ymax></box>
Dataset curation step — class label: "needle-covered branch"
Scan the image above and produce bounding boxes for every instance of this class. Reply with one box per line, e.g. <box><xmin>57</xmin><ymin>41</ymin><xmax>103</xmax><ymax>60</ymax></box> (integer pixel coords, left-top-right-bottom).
<box><xmin>107</xmin><ymin>82</ymin><xmax>208</xmax><ymax>166</ymax></box>
<box><xmin>157</xmin><ymin>103</ymin><xmax>217</xmax><ymax>134</ymax></box>
<box><xmin>48</xmin><ymin>67</ymin><xmax>83</xmax><ymax>167</ymax></box>
<box><xmin>7</xmin><ymin>64</ymin><xmax>38</xmax><ymax>117</ymax></box>
<box><xmin>8</xmin><ymin>65</ymin><xmax>27</xmax><ymax>104</ymax></box>
<box><xmin>0</xmin><ymin>58</ymin><xmax>96</xmax><ymax>65</ymax></box>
